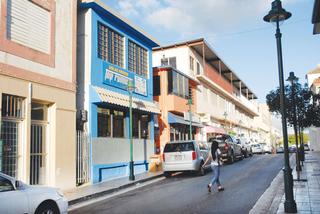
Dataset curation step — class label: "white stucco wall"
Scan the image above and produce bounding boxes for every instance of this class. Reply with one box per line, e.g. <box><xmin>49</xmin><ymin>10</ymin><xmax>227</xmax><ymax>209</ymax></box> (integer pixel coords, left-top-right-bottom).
<box><xmin>77</xmin><ymin>8</ymin><xmax>92</xmax><ymax>133</ymax></box>
<box><xmin>92</xmin><ymin>138</ymin><xmax>154</xmax><ymax>164</ymax></box>
<box><xmin>307</xmin><ymin>73</ymin><xmax>320</xmax><ymax>88</ymax></box>
<box><xmin>309</xmin><ymin>127</ymin><xmax>320</xmax><ymax>151</ymax></box>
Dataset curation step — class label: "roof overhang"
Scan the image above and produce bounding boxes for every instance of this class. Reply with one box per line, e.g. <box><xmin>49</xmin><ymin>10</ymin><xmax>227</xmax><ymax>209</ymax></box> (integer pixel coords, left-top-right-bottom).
<box><xmin>312</xmin><ymin>0</ymin><xmax>320</xmax><ymax>34</ymax></box>
<box><xmin>168</xmin><ymin>112</ymin><xmax>204</xmax><ymax>128</ymax></box>
<box><xmin>93</xmin><ymin>86</ymin><xmax>161</xmax><ymax>114</ymax></box>
<box><xmin>307</xmin><ymin>66</ymin><xmax>320</xmax><ymax>75</ymax></box>
<box><xmin>189</xmin><ymin>39</ymin><xmax>258</xmax><ymax>100</ymax></box>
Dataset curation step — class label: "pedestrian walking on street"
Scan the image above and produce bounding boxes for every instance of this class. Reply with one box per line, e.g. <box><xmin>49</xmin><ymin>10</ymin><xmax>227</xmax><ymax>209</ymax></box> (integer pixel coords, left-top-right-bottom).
<box><xmin>203</xmin><ymin>140</ymin><xmax>224</xmax><ymax>193</ymax></box>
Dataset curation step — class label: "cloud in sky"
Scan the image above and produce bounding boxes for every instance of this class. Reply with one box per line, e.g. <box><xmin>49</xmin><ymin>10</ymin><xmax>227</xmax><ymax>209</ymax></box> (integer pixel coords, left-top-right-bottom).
<box><xmin>113</xmin><ymin>0</ymin><xmax>303</xmax><ymax>40</ymax></box>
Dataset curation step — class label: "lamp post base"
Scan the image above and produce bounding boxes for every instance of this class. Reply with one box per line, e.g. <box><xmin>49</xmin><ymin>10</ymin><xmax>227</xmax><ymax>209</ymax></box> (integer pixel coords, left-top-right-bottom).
<box><xmin>129</xmin><ymin>161</ymin><xmax>135</xmax><ymax>181</ymax></box>
<box><xmin>284</xmin><ymin>200</ymin><xmax>297</xmax><ymax>213</ymax></box>
<box><xmin>283</xmin><ymin>167</ymin><xmax>297</xmax><ymax>213</ymax></box>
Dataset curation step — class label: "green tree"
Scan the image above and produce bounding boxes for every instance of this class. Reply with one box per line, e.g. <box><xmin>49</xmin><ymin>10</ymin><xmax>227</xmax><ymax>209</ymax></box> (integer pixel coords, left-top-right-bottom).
<box><xmin>266</xmin><ymin>81</ymin><xmax>319</xmax><ymax>146</ymax></box>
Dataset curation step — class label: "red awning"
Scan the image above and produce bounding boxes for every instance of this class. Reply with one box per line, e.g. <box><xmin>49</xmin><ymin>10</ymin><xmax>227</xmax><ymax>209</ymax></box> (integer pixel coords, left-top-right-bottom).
<box><xmin>204</xmin><ymin>126</ymin><xmax>226</xmax><ymax>134</ymax></box>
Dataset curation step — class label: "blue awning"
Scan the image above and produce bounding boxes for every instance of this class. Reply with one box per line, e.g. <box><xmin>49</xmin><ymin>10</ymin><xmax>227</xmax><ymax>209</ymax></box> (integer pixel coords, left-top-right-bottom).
<box><xmin>168</xmin><ymin>112</ymin><xmax>204</xmax><ymax>128</ymax></box>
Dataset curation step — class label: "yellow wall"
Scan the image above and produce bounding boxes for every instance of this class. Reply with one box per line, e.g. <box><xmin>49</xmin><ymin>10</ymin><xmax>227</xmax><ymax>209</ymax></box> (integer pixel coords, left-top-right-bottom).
<box><xmin>0</xmin><ymin>75</ymin><xmax>76</xmax><ymax>190</ymax></box>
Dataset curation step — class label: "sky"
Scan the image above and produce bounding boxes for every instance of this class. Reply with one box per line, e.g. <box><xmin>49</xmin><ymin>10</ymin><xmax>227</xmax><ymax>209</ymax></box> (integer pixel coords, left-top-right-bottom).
<box><xmin>103</xmin><ymin>0</ymin><xmax>319</xmax><ymax>104</ymax></box>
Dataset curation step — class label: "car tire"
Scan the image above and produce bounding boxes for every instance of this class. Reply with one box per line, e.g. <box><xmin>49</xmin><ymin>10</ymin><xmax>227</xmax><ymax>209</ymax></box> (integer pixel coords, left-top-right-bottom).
<box><xmin>164</xmin><ymin>172</ymin><xmax>172</xmax><ymax>178</ymax></box>
<box><xmin>244</xmin><ymin>149</ymin><xmax>248</xmax><ymax>158</ymax></box>
<box><xmin>198</xmin><ymin>162</ymin><xmax>205</xmax><ymax>176</ymax></box>
<box><xmin>228</xmin><ymin>151</ymin><xmax>234</xmax><ymax>164</ymax></box>
<box><xmin>35</xmin><ymin>201</ymin><xmax>59</xmax><ymax>214</ymax></box>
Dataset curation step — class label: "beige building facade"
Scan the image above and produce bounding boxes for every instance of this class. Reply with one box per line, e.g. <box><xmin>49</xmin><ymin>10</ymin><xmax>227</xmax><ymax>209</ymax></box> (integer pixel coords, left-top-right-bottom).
<box><xmin>306</xmin><ymin>65</ymin><xmax>320</xmax><ymax>151</ymax></box>
<box><xmin>0</xmin><ymin>0</ymin><xmax>77</xmax><ymax>190</ymax></box>
<box><xmin>253</xmin><ymin>104</ymin><xmax>272</xmax><ymax>147</ymax></box>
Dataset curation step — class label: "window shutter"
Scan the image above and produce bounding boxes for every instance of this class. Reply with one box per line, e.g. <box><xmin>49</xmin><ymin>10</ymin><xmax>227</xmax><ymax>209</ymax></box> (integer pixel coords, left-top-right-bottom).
<box><xmin>169</xmin><ymin>57</ymin><xmax>176</xmax><ymax>69</ymax></box>
<box><xmin>7</xmin><ymin>0</ymin><xmax>51</xmax><ymax>54</ymax></box>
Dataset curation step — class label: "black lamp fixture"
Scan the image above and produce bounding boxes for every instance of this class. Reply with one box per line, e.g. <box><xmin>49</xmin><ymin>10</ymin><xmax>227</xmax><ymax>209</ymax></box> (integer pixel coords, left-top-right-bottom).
<box><xmin>263</xmin><ymin>0</ymin><xmax>291</xmax><ymax>23</ymax></box>
<box><xmin>287</xmin><ymin>71</ymin><xmax>298</xmax><ymax>84</ymax></box>
<box><xmin>264</xmin><ymin>1</ymin><xmax>297</xmax><ymax>213</ymax></box>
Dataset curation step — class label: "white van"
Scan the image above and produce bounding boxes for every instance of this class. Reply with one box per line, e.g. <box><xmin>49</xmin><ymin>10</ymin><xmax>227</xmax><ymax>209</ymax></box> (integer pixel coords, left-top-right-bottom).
<box><xmin>162</xmin><ymin>141</ymin><xmax>210</xmax><ymax>177</ymax></box>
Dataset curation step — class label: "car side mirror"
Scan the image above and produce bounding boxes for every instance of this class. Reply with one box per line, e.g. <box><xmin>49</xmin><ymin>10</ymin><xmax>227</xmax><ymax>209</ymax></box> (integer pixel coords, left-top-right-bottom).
<box><xmin>15</xmin><ymin>180</ymin><xmax>23</xmax><ymax>190</ymax></box>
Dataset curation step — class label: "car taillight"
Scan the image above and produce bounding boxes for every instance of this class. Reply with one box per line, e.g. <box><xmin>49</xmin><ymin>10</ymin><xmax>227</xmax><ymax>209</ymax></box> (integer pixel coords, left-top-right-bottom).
<box><xmin>224</xmin><ymin>143</ymin><xmax>229</xmax><ymax>150</ymax></box>
<box><xmin>192</xmin><ymin>151</ymin><xmax>197</xmax><ymax>160</ymax></box>
<box><xmin>162</xmin><ymin>153</ymin><xmax>165</xmax><ymax>162</ymax></box>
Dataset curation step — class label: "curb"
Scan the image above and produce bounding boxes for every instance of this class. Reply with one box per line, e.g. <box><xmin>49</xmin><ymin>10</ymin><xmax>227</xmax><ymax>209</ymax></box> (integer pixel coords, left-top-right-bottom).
<box><xmin>249</xmin><ymin>154</ymin><xmax>296</xmax><ymax>214</ymax></box>
<box><xmin>68</xmin><ymin>173</ymin><xmax>164</xmax><ymax>206</ymax></box>
<box><xmin>249</xmin><ymin>169</ymin><xmax>284</xmax><ymax>214</ymax></box>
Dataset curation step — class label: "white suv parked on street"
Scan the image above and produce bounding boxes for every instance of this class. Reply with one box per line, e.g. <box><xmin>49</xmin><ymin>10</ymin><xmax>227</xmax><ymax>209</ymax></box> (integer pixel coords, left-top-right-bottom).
<box><xmin>162</xmin><ymin>141</ymin><xmax>210</xmax><ymax>177</ymax></box>
<box><xmin>261</xmin><ymin>143</ymin><xmax>272</xmax><ymax>154</ymax></box>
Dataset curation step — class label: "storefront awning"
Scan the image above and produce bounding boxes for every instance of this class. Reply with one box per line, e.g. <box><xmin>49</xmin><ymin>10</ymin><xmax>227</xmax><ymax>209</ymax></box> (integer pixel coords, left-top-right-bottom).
<box><xmin>93</xmin><ymin>86</ymin><xmax>160</xmax><ymax>114</ymax></box>
<box><xmin>204</xmin><ymin>126</ymin><xmax>226</xmax><ymax>134</ymax></box>
<box><xmin>168</xmin><ymin>112</ymin><xmax>204</xmax><ymax>128</ymax></box>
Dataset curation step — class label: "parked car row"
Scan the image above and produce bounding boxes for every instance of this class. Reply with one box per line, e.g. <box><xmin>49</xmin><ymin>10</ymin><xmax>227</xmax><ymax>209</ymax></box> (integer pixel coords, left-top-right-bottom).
<box><xmin>162</xmin><ymin>134</ymin><xmax>254</xmax><ymax>177</ymax></box>
<box><xmin>276</xmin><ymin>144</ymin><xmax>310</xmax><ymax>154</ymax></box>
<box><xmin>250</xmin><ymin>143</ymin><xmax>272</xmax><ymax>154</ymax></box>
<box><xmin>235</xmin><ymin>138</ymin><xmax>253</xmax><ymax>158</ymax></box>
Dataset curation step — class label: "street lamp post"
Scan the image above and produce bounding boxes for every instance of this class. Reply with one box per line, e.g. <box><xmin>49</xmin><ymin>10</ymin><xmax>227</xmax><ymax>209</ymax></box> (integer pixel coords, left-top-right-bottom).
<box><xmin>128</xmin><ymin>81</ymin><xmax>135</xmax><ymax>181</ymax></box>
<box><xmin>238</xmin><ymin>120</ymin><xmax>243</xmax><ymax>137</ymax></box>
<box><xmin>286</xmin><ymin>72</ymin><xmax>302</xmax><ymax>179</ymax></box>
<box><xmin>264</xmin><ymin>0</ymin><xmax>297</xmax><ymax>213</ymax></box>
<box><xmin>223</xmin><ymin>111</ymin><xmax>228</xmax><ymax>130</ymax></box>
<box><xmin>188</xmin><ymin>98</ymin><xmax>193</xmax><ymax>140</ymax></box>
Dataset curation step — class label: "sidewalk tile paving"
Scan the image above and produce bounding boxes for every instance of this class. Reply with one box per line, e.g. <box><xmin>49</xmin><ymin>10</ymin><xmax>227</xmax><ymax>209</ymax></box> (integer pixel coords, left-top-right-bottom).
<box><xmin>277</xmin><ymin>152</ymin><xmax>320</xmax><ymax>214</ymax></box>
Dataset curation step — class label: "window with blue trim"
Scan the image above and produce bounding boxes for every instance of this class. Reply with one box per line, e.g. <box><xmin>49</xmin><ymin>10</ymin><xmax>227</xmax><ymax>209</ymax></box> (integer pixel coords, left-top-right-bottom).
<box><xmin>132</xmin><ymin>112</ymin><xmax>150</xmax><ymax>139</ymax></box>
<box><xmin>128</xmin><ymin>40</ymin><xmax>148</xmax><ymax>78</ymax></box>
<box><xmin>97</xmin><ymin>107</ymin><xmax>125</xmax><ymax>138</ymax></box>
<box><xmin>98</xmin><ymin>23</ymin><xmax>124</xmax><ymax>68</ymax></box>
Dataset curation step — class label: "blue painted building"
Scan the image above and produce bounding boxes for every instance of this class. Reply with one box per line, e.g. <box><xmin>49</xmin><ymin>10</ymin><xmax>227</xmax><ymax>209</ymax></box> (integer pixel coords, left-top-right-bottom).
<box><xmin>77</xmin><ymin>0</ymin><xmax>160</xmax><ymax>183</ymax></box>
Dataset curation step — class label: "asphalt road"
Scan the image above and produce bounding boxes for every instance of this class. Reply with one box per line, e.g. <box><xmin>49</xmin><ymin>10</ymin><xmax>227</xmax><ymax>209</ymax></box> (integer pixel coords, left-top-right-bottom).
<box><xmin>71</xmin><ymin>154</ymin><xmax>284</xmax><ymax>214</ymax></box>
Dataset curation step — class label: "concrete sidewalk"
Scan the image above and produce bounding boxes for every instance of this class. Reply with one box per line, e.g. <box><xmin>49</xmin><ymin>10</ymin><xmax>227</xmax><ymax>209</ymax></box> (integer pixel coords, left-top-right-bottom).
<box><xmin>251</xmin><ymin>151</ymin><xmax>320</xmax><ymax>214</ymax></box>
<box><xmin>276</xmin><ymin>151</ymin><xmax>320</xmax><ymax>214</ymax></box>
<box><xmin>64</xmin><ymin>171</ymin><xmax>163</xmax><ymax>206</ymax></box>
